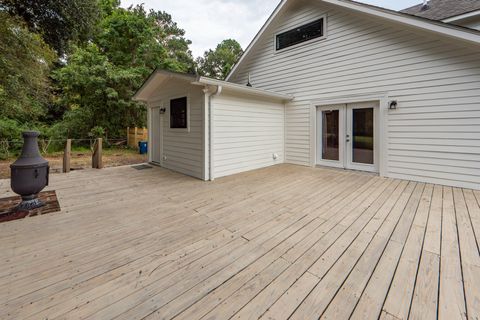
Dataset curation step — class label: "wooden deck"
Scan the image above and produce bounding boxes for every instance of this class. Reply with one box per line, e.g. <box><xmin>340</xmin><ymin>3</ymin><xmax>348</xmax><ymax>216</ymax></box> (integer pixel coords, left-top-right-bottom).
<box><xmin>0</xmin><ymin>164</ymin><xmax>479</xmax><ymax>320</ymax></box>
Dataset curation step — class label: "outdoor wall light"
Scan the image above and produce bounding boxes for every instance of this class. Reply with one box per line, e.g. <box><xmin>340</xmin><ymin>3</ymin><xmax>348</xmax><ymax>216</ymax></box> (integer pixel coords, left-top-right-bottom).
<box><xmin>159</xmin><ymin>108</ymin><xmax>166</xmax><ymax>114</ymax></box>
<box><xmin>389</xmin><ymin>100</ymin><xmax>398</xmax><ymax>110</ymax></box>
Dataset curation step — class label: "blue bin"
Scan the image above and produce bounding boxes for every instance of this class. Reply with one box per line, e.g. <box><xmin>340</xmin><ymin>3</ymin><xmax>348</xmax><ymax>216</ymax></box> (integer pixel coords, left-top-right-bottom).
<box><xmin>138</xmin><ymin>141</ymin><xmax>148</xmax><ymax>154</ymax></box>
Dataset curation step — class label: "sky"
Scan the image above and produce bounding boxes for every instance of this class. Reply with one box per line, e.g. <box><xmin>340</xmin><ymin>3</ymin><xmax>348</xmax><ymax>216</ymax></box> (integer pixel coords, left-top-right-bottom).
<box><xmin>121</xmin><ymin>0</ymin><xmax>422</xmax><ymax>58</ymax></box>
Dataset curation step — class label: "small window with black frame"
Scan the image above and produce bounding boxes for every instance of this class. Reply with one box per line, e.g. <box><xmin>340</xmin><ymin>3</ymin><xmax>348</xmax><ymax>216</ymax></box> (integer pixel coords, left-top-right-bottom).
<box><xmin>276</xmin><ymin>18</ymin><xmax>324</xmax><ymax>51</ymax></box>
<box><xmin>170</xmin><ymin>97</ymin><xmax>187</xmax><ymax>129</ymax></box>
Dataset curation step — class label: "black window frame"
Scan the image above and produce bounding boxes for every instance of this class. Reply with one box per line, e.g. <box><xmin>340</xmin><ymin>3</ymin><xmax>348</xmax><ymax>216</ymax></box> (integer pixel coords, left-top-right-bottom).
<box><xmin>275</xmin><ymin>17</ymin><xmax>325</xmax><ymax>51</ymax></box>
<box><xmin>170</xmin><ymin>96</ymin><xmax>188</xmax><ymax>129</ymax></box>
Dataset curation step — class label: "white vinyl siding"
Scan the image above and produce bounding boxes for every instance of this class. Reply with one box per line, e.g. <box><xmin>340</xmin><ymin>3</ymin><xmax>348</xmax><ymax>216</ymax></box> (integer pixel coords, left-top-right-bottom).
<box><xmin>212</xmin><ymin>92</ymin><xmax>285</xmax><ymax>178</ymax></box>
<box><xmin>229</xmin><ymin>0</ymin><xmax>480</xmax><ymax>189</ymax></box>
<box><xmin>147</xmin><ymin>79</ymin><xmax>204</xmax><ymax>179</ymax></box>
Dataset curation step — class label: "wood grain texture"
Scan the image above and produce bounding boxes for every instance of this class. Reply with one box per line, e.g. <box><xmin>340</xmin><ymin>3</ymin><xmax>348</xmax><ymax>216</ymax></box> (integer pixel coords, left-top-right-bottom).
<box><xmin>0</xmin><ymin>164</ymin><xmax>478</xmax><ymax>320</ymax></box>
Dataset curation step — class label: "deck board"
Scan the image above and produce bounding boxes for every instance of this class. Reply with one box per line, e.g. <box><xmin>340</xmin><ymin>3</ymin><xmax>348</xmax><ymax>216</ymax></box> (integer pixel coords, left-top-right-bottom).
<box><xmin>439</xmin><ymin>187</ymin><xmax>467</xmax><ymax>320</ymax></box>
<box><xmin>0</xmin><ymin>164</ymin><xmax>478</xmax><ymax>320</ymax></box>
<box><xmin>381</xmin><ymin>184</ymin><xmax>433</xmax><ymax>320</ymax></box>
<box><xmin>409</xmin><ymin>184</ymin><xmax>443</xmax><ymax>320</ymax></box>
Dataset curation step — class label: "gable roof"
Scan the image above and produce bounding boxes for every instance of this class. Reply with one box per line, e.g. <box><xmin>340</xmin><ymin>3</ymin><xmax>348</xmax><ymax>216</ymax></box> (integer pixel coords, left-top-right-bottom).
<box><xmin>226</xmin><ymin>0</ymin><xmax>480</xmax><ymax>81</ymax></box>
<box><xmin>401</xmin><ymin>0</ymin><xmax>480</xmax><ymax>21</ymax></box>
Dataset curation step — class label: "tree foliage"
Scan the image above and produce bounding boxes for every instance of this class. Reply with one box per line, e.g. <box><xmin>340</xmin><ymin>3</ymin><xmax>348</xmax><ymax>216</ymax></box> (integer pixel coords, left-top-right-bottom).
<box><xmin>96</xmin><ymin>3</ymin><xmax>195</xmax><ymax>73</ymax></box>
<box><xmin>52</xmin><ymin>44</ymin><xmax>146</xmax><ymax>138</ymax></box>
<box><xmin>0</xmin><ymin>12</ymin><xmax>56</xmax><ymax>123</ymax></box>
<box><xmin>0</xmin><ymin>0</ymin><xmax>243</xmax><ymax>145</ymax></box>
<box><xmin>0</xmin><ymin>0</ymin><xmax>100</xmax><ymax>56</ymax></box>
<box><xmin>52</xmin><ymin>3</ymin><xmax>195</xmax><ymax>138</ymax></box>
<box><xmin>196</xmin><ymin>39</ymin><xmax>243</xmax><ymax>80</ymax></box>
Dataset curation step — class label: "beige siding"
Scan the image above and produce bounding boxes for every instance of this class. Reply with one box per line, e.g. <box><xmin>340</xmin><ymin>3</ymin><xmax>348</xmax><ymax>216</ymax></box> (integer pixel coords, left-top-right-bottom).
<box><xmin>229</xmin><ymin>0</ymin><xmax>480</xmax><ymax>189</ymax></box>
<box><xmin>147</xmin><ymin>79</ymin><xmax>204</xmax><ymax>179</ymax></box>
<box><xmin>212</xmin><ymin>92</ymin><xmax>285</xmax><ymax>178</ymax></box>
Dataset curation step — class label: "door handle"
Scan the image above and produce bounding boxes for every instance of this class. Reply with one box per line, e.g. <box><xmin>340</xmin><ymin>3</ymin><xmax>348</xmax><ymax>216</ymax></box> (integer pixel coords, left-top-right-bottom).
<box><xmin>346</xmin><ymin>135</ymin><xmax>350</xmax><ymax>142</ymax></box>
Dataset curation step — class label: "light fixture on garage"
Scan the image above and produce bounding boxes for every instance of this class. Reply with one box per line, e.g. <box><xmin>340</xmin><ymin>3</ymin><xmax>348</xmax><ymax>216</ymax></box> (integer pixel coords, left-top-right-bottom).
<box><xmin>389</xmin><ymin>100</ymin><xmax>398</xmax><ymax>110</ymax></box>
<box><xmin>246</xmin><ymin>73</ymin><xmax>252</xmax><ymax>87</ymax></box>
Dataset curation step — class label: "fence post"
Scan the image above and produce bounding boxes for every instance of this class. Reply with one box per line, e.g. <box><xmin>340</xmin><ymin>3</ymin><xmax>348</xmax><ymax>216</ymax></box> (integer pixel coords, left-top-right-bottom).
<box><xmin>126</xmin><ymin>127</ymin><xmax>130</xmax><ymax>147</ymax></box>
<box><xmin>92</xmin><ymin>138</ymin><xmax>103</xmax><ymax>169</ymax></box>
<box><xmin>62</xmin><ymin>139</ymin><xmax>71</xmax><ymax>173</ymax></box>
<box><xmin>134</xmin><ymin>127</ymin><xmax>138</xmax><ymax>149</ymax></box>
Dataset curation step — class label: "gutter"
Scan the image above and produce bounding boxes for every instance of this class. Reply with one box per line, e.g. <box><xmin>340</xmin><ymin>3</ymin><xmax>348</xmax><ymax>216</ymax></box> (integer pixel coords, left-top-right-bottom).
<box><xmin>196</xmin><ymin>77</ymin><xmax>292</xmax><ymax>101</ymax></box>
<box><xmin>443</xmin><ymin>10</ymin><xmax>480</xmax><ymax>23</ymax></box>
<box><xmin>203</xmin><ymin>84</ymin><xmax>222</xmax><ymax>181</ymax></box>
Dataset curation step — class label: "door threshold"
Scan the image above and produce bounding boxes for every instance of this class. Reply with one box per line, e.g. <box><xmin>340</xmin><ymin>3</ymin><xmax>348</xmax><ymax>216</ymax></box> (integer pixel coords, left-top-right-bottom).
<box><xmin>315</xmin><ymin>164</ymin><xmax>379</xmax><ymax>176</ymax></box>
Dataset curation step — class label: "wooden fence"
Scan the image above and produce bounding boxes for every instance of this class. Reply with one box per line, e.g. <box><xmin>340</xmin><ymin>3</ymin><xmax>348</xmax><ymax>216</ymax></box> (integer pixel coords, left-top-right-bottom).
<box><xmin>127</xmin><ymin>127</ymin><xmax>148</xmax><ymax>149</ymax></box>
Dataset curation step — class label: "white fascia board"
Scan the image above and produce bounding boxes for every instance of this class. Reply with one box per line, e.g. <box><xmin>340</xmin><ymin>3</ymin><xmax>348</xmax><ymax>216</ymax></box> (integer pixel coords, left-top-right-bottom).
<box><xmin>132</xmin><ymin>69</ymin><xmax>197</xmax><ymax>101</ymax></box>
<box><xmin>194</xmin><ymin>77</ymin><xmax>294</xmax><ymax>101</ymax></box>
<box><xmin>322</xmin><ymin>0</ymin><xmax>480</xmax><ymax>45</ymax></box>
<box><xmin>443</xmin><ymin>10</ymin><xmax>480</xmax><ymax>23</ymax></box>
<box><xmin>132</xmin><ymin>71</ymin><xmax>161</xmax><ymax>101</ymax></box>
<box><xmin>225</xmin><ymin>0</ymin><xmax>289</xmax><ymax>81</ymax></box>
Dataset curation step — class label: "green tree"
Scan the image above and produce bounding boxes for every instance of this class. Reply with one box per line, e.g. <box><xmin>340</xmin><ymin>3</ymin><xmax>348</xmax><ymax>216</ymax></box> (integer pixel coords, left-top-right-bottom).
<box><xmin>96</xmin><ymin>3</ymin><xmax>195</xmax><ymax>73</ymax></box>
<box><xmin>148</xmin><ymin>11</ymin><xmax>195</xmax><ymax>73</ymax></box>
<box><xmin>52</xmin><ymin>44</ymin><xmax>146</xmax><ymax>138</ymax></box>
<box><xmin>52</xmin><ymin>3</ymin><xmax>195</xmax><ymax>139</ymax></box>
<box><xmin>1</xmin><ymin>0</ymin><xmax>197</xmax><ymax>143</ymax></box>
<box><xmin>196</xmin><ymin>39</ymin><xmax>243</xmax><ymax>80</ymax></box>
<box><xmin>0</xmin><ymin>12</ymin><xmax>56</xmax><ymax>123</ymax></box>
<box><xmin>0</xmin><ymin>0</ymin><xmax>100</xmax><ymax>55</ymax></box>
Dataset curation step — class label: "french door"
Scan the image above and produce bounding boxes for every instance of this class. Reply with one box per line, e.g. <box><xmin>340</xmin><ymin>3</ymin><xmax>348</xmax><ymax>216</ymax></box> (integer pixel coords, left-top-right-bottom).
<box><xmin>316</xmin><ymin>102</ymin><xmax>378</xmax><ymax>173</ymax></box>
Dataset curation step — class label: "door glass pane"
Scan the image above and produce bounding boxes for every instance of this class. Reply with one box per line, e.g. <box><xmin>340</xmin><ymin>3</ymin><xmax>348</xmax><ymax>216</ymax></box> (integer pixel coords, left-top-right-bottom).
<box><xmin>352</xmin><ymin>108</ymin><xmax>374</xmax><ymax>164</ymax></box>
<box><xmin>322</xmin><ymin>110</ymin><xmax>339</xmax><ymax>161</ymax></box>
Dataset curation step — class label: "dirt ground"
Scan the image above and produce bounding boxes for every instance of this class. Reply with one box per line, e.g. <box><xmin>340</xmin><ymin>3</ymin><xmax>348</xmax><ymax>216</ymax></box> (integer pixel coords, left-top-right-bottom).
<box><xmin>0</xmin><ymin>148</ymin><xmax>148</xmax><ymax>179</ymax></box>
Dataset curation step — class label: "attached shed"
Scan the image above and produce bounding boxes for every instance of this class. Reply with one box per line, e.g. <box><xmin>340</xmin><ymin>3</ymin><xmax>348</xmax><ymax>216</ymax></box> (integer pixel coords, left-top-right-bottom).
<box><xmin>133</xmin><ymin>70</ymin><xmax>292</xmax><ymax>181</ymax></box>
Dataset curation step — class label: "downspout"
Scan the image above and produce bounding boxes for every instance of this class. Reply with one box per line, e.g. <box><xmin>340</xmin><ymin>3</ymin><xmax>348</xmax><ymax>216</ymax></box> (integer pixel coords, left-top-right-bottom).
<box><xmin>203</xmin><ymin>85</ymin><xmax>222</xmax><ymax>181</ymax></box>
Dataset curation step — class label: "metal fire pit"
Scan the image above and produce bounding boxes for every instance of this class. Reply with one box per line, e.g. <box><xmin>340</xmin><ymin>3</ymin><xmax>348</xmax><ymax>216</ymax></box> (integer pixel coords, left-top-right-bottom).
<box><xmin>10</xmin><ymin>131</ymin><xmax>49</xmax><ymax>211</ymax></box>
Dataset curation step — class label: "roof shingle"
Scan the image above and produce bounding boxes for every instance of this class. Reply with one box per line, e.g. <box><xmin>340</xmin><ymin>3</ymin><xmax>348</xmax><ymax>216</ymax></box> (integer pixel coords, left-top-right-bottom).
<box><xmin>401</xmin><ymin>0</ymin><xmax>480</xmax><ymax>20</ymax></box>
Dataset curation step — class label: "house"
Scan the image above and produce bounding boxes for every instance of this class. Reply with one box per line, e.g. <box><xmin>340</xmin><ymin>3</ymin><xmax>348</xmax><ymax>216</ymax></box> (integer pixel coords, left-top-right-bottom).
<box><xmin>402</xmin><ymin>0</ymin><xmax>480</xmax><ymax>30</ymax></box>
<box><xmin>133</xmin><ymin>0</ymin><xmax>480</xmax><ymax>190</ymax></box>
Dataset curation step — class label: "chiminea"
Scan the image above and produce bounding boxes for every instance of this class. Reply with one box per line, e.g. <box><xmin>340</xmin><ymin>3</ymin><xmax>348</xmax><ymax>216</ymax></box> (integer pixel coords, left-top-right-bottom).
<box><xmin>10</xmin><ymin>131</ymin><xmax>49</xmax><ymax>211</ymax></box>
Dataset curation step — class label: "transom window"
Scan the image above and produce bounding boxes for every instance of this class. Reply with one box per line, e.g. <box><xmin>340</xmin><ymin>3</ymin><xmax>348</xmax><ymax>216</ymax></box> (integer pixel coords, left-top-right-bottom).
<box><xmin>170</xmin><ymin>97</ymin><xmax>187</xmax><ymax>129</ymax></box>
<box><xmin>276</xmin><ymin>18</ymin><xmax>325</xmax><ymax>51</ymax></box>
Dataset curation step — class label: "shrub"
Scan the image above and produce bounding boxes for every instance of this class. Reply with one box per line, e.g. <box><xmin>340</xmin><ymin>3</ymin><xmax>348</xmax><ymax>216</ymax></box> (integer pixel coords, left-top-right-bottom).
<box><xmin>0</xmin><ymin>118</ymin><xmax>24</xmax><ymax>159</ymax></box>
